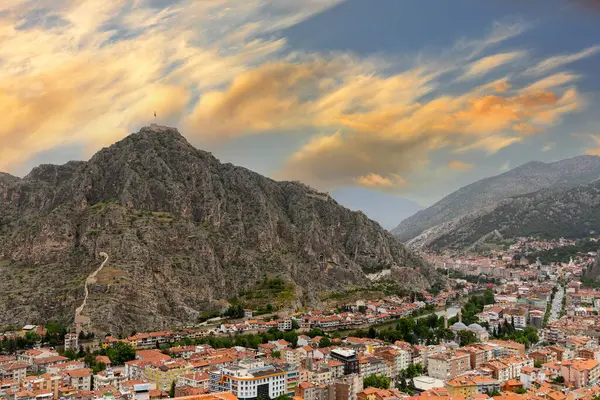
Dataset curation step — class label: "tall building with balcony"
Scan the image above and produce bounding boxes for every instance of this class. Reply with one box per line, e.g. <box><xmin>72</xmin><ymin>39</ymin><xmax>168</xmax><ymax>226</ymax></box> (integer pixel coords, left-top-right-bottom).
<box><xmin>209</xmin><ymin>360</ymin><xmax>294</xmax><ymax>400</ymax></box>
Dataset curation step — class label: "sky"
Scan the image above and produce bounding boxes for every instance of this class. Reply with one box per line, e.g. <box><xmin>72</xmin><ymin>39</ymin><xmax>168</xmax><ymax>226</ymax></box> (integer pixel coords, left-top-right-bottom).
<box><xmin>2</xmin><ymin>0</ymin><xmax>600</xmax><ymax>226</ymax></box>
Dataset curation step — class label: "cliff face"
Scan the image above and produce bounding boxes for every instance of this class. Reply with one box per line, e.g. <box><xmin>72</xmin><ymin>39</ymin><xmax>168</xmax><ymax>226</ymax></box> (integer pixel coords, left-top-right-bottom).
<box><xmin>0</xmin><ymin>125</ymin><xmax>438</xmax><ymax>333</ymax></box>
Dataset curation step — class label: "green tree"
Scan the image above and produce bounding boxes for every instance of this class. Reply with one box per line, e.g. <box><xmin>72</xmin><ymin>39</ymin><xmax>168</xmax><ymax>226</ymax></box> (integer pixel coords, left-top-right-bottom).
<box><xmin>169</xmin><ymin>381</ymin><xmax>176</xmax><ymax>398</ymax></box>
<box><xmin>367</xmin><ymin>327</ymin><xmax>377</xmax><ymax>339</ymax></box>
<box><xmin>457</xmin><ymin>330</ymin><xmax>478</xmax><ymax>346</ymax></box>
<box><xmin>92</xmin><ymin>362</ymin><xmax>106</xmax><ymax>374</ymax></box>
<box><xmin>291</xmin><ymin>320</ymin><xmax>300</xmax><ymax>330</ymax></box>
<box><xmin>308</xmin><ymin>328</ymin><xmax>324</xmax><ymax>338</ymax></box>
<box><xmin>63</xmin><ymin>349</ymin><xmax>78</xmax><ymax>360</ymax></box>
<box><xmin>514</xmin><ymin>387</ymin><xmax>527</xmax><ymax>394</ymax></box>
<box><xmin>363</xmin><ymin>375</ymin><xmax>390</xmax><ymax>389</ymax></box>
<box><xmin>319</xmin><ymin>337</ymin><xmax>331</xmax><ymax>348</ymax></box>
<box><xmin>106</xmin><ymin>342</ymin><xmax>136</xmax><ymax>365</ymax></box>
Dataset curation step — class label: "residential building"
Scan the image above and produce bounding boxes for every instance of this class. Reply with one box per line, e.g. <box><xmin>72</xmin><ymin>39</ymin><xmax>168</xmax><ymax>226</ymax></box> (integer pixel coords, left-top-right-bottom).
<box><xmin>427</xmin><ymin>352</ymin><xmax>471</xmax><ymax>380</ymax></box>
<box><xmin>94</xmin><ymin>369</ymin><xmax>125</xmax><ymax>390</ymax></box>
<box><xmin>64</xmin><ymin>333</ymin><xmax>79</xmax><ymax>351</ymax></box>
<box><xmin>209</xmin><ymin>360</ymin><xmax>289</xmax><ymax>400</ymax></box>
<box><xmin>65</xmin><ymin>368</ymin><xmax>92</xmax><ymax>391</ymax></box>
<box><xmin>330</xmin><ymin>349</ymin><xmax>359</xmax><ymax>375</ymax></box>
<box><xmin>22</xmin><ymin>373</ymin><xmax>63</xmax><ymax>398</ymax></box>
<box><xmin>281</xmin><ymin>349</ymin><xmax>303</xmax><ymax>368</ymax></box>
<box><xmin>144</xmin><ymin>360</ymin><xmax>192</xmax><ymax>391</ymax></box>
<box><xmin>179</xmin><ymin>372</ymin><xmax>210</xmax><ymax>390</ymax></box>
<box><xmin>560</xmin><ymin>358</ymin><xmax>600</xmax><ymax>389</ymax></box>
<box><xmin>0</xmin><ymin>362</ymin><xmax>28</xmax><ymax>382</ymax></box>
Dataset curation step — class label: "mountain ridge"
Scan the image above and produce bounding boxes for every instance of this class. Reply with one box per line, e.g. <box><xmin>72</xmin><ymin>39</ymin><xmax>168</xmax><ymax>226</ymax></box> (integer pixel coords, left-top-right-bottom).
<box><xmin>392</xmin><ymin>155</ymin><xmax>600</xmax><ymax>242</ymax></box>
<box><xmin>418</xmin><ymin>179</ymin><xmax>600</xmax><ymax>250</ymax></box>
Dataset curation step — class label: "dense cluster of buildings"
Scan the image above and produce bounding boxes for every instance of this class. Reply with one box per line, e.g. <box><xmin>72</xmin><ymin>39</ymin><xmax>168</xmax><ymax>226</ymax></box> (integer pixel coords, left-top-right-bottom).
<box><xmin>4</xmin><ymin>236</ymin><xmax>600</xmax><ymax>399</ymax></box>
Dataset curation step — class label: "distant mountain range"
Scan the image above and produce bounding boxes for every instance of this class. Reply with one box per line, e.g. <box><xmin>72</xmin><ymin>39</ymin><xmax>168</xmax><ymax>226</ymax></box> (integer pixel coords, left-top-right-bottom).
<box><xmin>392</xmin><ymin>155</ymin><xmax>600</xmax><ymax>249</ymax></box>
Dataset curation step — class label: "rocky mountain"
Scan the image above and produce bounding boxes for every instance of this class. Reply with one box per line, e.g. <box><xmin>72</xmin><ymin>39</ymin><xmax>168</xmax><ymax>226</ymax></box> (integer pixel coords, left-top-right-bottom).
<box><xmin>410</xmin><ymin>179</ymin><xmax>600</xmax><ymax>250</ymax></box>
<box><xmin>393</xmin><ymin>155</ymin><xmax>600</xmax><ymax>243</ymax></box>
<box><xmin>0</xmin><ymin>125</ymin><xmax>439</xmax><ymax>334</ymax></box>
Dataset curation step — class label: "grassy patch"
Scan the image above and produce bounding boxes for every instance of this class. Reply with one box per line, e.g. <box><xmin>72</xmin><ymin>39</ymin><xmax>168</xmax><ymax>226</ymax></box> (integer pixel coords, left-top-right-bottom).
<box><xmin>235</xmin><ymin>277</ymin><xmax>296</xmax><ymax>312</ymax></box>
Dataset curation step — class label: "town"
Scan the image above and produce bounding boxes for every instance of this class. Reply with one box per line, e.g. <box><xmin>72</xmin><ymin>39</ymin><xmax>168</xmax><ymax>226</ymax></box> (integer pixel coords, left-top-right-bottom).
<box><xmin>2</xmin><ymin>237</ymin><xmax>600</xmax><ymax>400</ymax></box>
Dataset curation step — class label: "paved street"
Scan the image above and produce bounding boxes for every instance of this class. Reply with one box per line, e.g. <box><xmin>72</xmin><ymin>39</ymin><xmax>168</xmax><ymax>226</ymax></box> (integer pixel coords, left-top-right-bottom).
<box><xmin>548</xmin><ymin>284</ymin><xmax>564</xmax><ymax>324</ymax></box>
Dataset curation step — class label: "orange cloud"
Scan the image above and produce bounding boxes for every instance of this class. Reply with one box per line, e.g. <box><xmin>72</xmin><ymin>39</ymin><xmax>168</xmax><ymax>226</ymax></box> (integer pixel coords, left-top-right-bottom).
<box><xmin>0</xmin><ymin>0</ymin><xmax>332</xmax><ymax>172</ymax></box>
<box><xmin>460</xmin><ymin>51</ymin><xmax>525</xmax><ymax>80</ymax></box>
<box><xmin>448</xmin><ymin>161</ymin><xmax>474</xmax><ymax>170</ymax></box>
<box><xmin>0</xmin><ymin>5</ymin><xmax>589</xmax><ymax>195</ymax></box>
<box><xmin>355</xmin><ymin>173</ymin><xmax>407</xmax><ymax>189</ymax></box>
<box><xmin>192</xmin><ymin>54</ymin><xmax>582</xmax><ymax>189</ymax></box>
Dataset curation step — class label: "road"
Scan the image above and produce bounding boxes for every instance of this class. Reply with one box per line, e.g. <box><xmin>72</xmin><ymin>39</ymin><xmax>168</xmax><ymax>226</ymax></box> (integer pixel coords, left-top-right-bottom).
<box><xmin>548</xmin><ymin>284</ymin><xmax>564</xmax><ymax>324</ymax></box>
<box><xmin>75</xmin><ymin>252</ymin><xmax>109</xmax><ymax>334</ymax></box>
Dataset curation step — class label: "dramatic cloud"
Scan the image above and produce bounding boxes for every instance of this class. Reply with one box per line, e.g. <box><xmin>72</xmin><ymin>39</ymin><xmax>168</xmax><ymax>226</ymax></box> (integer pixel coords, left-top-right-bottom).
<box><xmin>0</xmin><ymin>2</ymin><xmax>593</xmax><ymax>195</ymax></box>
<box><xmin>459</xmin><ymin>51</ymin><xmax>525</xmax><ymax>80</ymax></box>
<box><xmin>188</xmin><ymin>36</ymin><xmax>583</xmax><ymax>190</ymax></box>
<box><xmin>524</xmin><ymin>46</ymin><xmax>600</xmax><ymax>76</ymax></box>
<box><xmin>448</xmin><ymin>161</ymin><xmax>474</xmax><ymax>170</ymax></box>
<box><xmin>0</xmin><ymin>0</ymin><xmax>341</xmax><ymax>171</ymax></box>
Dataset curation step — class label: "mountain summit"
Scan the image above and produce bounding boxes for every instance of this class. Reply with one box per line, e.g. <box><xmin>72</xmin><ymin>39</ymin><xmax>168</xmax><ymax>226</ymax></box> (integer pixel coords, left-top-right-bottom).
<box><xmin>0</xmin><ymin>125</ymin><xmax>437</xmax><ymax>333</ymax></box>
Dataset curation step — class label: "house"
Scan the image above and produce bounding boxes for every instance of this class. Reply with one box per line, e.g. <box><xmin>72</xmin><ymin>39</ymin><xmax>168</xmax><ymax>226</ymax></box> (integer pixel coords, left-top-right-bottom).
<box><xmin>270</xmin><ymin>340</ymin><xmax>291</xmax><ymax>351</ymax></box>
<box><xmin>65</xmin><ymin>368</ymin><xmax>92</xmax><ymax>391</ymax></box>
<box><xmin>179</xmin><ymin>371</ymin><xmax>210</xmax><ymax>390</ymax></box>
<box><xmin>560</xmin><ymin>358</ymin><xmax>600</xmax><ymax>389</ymax></box>
<box><xmin>17</xmin><ymin>348</ymin><xmax>59</xmax><ymax>365</ymax></box>
<box><xmin>33</xmin><ymin>356</ymin><xmax>70</xmax><ymax>372</ymax></box>
<box><xmin>427</xmin><ymin>351</ymin><xmax>471</xmax><ymax>380</ymax></box>
<box><xmin>281</xmin><ymin>349</ymin><xmax>303</xmax><ymax>368</ymax></box>
<box><xmin>96</xmin><ymin>356</ymin><xmax>112</xmax><ymax>367</ymax></box>
<box><xmin>94</xmin><ymin>369</ymin><xmax>124</xmax><ymax>391</ymax></box>
<box><xmin>297</xmin><ymin>336</ymin><xmax>311</xmax><ymax>348</ymax></box>
<box><xmin>64</xmin><ymin>333</ymin><xmax>79</xmax><ymax>351</ymax></box>
<box><xmin>0</xmin><ymin>362</ymin><xmax>29</xmax><ymax>382</ymax></box>
<box><xmin>520</xmin><ymin>366</ymin><xmax>546</xmax><ymax>389</ymax></box>
<box><xmin>529</xmin><ymin>350</ymin><xmax>556</xmax><ymax>365</ymax></box>
<box><xmin>23</xmin><ymin>373</ymin><xmax>62</xmax><ymax>398</ymax></box>
<box><xmin>277</xmin><ymin>319</ymin><xmax>293</xmax><ymax>331</ymax></box>
<box><xmin>46</xmin><ymin>360</ymin><xmax>85</xmax><ymax>374</ymax></box>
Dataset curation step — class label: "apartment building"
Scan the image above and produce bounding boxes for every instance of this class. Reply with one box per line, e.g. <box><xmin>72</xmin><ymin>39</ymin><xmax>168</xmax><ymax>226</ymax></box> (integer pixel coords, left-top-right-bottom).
<box><xmin>209</xmin><ymin>360</ymin><xmax>290</xmax><ymax>400</ymax></box>
<box><xmin>427</xmin><ymin>352</ymin><xmax>471</xmax><ymax>380</ymax></box>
